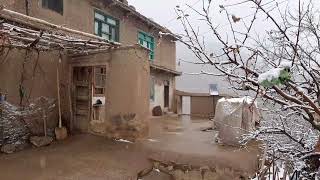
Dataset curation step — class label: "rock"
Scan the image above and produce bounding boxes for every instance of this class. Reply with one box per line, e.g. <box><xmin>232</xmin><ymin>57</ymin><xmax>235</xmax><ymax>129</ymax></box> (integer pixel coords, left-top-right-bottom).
<box><xmin>1</xmin><ymin>144</ymin><xmax>16</xmax><ymax>154</ymax></box>
<box><xmin>90</xmin><ymin>120</ymin><xmax>106</xmax><ymax>134</ymax></box>
<box><xmin>30</xmin><ymin>136</ymin><xmax>53</xmax><ymax>147</ymax></box>
<box><xmin>152</xmin><ymin>106</ymin><xmax>163</xmax><ymax>116</ymax></box>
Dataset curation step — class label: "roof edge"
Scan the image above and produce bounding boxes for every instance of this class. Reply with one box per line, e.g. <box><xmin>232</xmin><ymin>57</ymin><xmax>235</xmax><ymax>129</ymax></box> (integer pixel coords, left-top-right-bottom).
<box><xmin>109</xmin><ymin>0</ymin><xmax>179</xmax><ymax>40</ymax></box>
<box><xmin>150</xmin><ymin>63</ymin><xmax>182</xmax><ymax>76</ymax></box>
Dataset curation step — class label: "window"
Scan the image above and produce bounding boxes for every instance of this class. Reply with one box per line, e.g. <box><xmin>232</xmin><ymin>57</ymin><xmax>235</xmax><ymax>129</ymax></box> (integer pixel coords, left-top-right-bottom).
<box><xmin>150</xmin><ymin>77</ymin><xmax>155</xmax><ymax>101</ymax></box>
<box><xmin>138</xmin><ymin>31</ymin><xmax>155</xmax><ymax>60</ymax></box>
<box><xmin>209</xmin><ymin>84</ymin><xmax>219</xmax><ymax>96</ymax></box>
<box><xmin>42</xmin><ymin>0</ymin><xmax>63</xmax><ymax>14</ymax></box>
<box><xmin>94</xmin><ymin>67</ymin><xmax>106</xmax><ymax>95</ymax></box>
<box><xmin>94</xmin><ymin>11</ymin><xmax>119</xmax><ymax>42</ymax></box>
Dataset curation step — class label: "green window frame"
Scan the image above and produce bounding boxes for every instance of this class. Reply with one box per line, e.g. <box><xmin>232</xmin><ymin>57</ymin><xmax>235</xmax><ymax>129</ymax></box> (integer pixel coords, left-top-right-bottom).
<box><xmin>138</xmin><ymin>31</ymin><xmax>155</xmax><ymax>60</ymax></box>
<box><xmin>94</xmin><ymin>10</ymin><xmax>119</xmax><ymax>42</ymax></box>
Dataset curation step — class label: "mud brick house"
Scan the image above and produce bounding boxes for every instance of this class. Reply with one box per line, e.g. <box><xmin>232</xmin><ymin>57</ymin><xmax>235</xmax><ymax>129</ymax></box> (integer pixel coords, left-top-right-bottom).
<box><xmin>0</xmin><ymin>0</ymin><xmax>180</xmax><ymax>139</ymax></box>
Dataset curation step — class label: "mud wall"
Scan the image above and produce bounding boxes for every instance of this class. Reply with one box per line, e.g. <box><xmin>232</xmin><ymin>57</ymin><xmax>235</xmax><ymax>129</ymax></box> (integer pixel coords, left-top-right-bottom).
<box><xmin>0</xmin><ymin>49</ymin><xmax>71</xmax><ymax>133</ymax></box>
<box><xmin>105</xmin><ymin>47</ymin><xmax>150</xmax><ymax>140</ymax></box>
<box><xmin>67</xmin><ymin>47</ymin><xmax>151</xmax><ymax>139</ymax></box>
<box><xmin>175</xmin><ymin>92</ymin><xmax>225</xmax><ymax>117</ymax></box>
<box><xmin>2</xmin><ymin>0</ymin><xmax>176</xmax><ymax>70</ymax></box>
<box><xmin>190</xmin><ymin>96</ymin><xmax>218</xmax><ymax>117</ymax></box>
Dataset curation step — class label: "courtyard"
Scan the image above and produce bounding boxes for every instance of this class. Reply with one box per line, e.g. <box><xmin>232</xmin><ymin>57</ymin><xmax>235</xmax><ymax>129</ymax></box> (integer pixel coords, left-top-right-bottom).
<box><xmin>0</xmin><ymin>116</ymin><xmax>261</xmax><ymax>180</ymax></box>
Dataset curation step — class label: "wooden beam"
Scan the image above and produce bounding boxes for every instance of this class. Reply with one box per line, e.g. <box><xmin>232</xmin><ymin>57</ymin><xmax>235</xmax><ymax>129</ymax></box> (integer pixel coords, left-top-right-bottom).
<box><xmin>0</xmin><ymin>8</ymin><xmax>120</xmax><ymax>46</ymax></box>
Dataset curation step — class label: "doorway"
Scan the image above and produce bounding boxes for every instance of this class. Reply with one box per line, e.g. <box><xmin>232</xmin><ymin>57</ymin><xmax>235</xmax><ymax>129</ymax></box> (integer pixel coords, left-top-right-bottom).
<box><xmin>164</xmin><ymin>85</ymin><xmax>169</xmax><ymax>108</ymax></box>
<box><xmin>182</xmin><ymin>96</ymin><xmax>191</xmax><ymax>115</ymax></box>
<box><xmin>72</xmin><ymin>66</ymin><xmax>92</xmax><ymax>132</ymax></box>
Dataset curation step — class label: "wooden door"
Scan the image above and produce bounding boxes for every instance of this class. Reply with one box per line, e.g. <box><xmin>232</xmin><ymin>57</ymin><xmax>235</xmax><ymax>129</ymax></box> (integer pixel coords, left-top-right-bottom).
<box><xmin>72</xmin><ymin>67</ymin><xmax>92</xmax><ymax>132</ymax></box>
<box><xmin>164</xmin><ymin>85</ymin><xmax>169</xmax><ymax>108</ymax></box>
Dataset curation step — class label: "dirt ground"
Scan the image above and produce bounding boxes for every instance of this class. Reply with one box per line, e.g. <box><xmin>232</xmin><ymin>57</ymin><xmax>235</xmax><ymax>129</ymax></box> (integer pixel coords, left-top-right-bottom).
<box><xmin>0</xmin><ymin>115</ymin><xmax>261</xmax><ymax>180</ymax></box>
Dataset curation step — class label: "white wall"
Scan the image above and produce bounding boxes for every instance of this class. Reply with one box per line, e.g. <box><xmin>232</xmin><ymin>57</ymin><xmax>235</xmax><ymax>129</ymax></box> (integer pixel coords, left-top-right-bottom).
<box><xmin>182</xmin><ymin>96</ymin><xmax>191</xmax><ymax>115</ymax></box>
<box><xmin>150</xmin><ymin>72</ymin><xmax>175</xmax><ymax>112</ymax></box>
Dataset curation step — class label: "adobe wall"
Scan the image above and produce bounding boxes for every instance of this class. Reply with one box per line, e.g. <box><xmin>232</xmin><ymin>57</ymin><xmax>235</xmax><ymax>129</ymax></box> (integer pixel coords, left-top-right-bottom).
<box><xmin>190</xmin><ymin>96</ymin><xmax>215</xmax><ymax>117</ymax></box>
<box><xmin>2</xmin><ymin>0</ymin><xmax>176</xmax><ymax>70</ymax></box>
<box><xmin>105</xmin><ymin>47</ymin><xmax>150</xmax><ymax>140</ymax></box>
<box><xmin>175</xmin><ymin>92</ymin><xmax>225</xmax><ymax>117</ymax></box>
<box><xmin>0</xmin><ymin>49</ymin><xmax>71</xmax><ymax>133</ymax></box>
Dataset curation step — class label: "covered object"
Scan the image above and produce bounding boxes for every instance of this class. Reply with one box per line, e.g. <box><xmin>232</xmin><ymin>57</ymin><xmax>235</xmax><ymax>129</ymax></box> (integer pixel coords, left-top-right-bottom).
<box><xmin>214</xmin><ymin>97</ymin><xmax>260</xmax><ymax>146</ymax></box>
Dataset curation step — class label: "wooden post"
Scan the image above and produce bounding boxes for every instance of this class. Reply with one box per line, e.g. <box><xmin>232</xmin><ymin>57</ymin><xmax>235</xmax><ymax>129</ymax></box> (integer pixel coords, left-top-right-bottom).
<box><xmin>57</xmin><ymin>65</ymin><xmax>62</xmax><ymax>128</ymax></box>
<box><xmin>68</xmin><ymin>65</ymin><xmax>73</xmax><ymax>132</ymax></box>
<box><xmin>42</xmin><ymin>109</ymin><xmax>47</xmax><ymax>137</ymax></box>
<box><xmin>55</xmin><ymin>60</ymin><xmax>68</xmax><ymax>141</ymax></box>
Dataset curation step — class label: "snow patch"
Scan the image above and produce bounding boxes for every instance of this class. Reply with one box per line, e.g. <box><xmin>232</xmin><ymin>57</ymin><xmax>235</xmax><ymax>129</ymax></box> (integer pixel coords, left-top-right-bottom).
<box><xmin>279</xmin><ymin>60</ymin><xmax>292</xmax><ymax>68</ymax></box>
<box><xmin>258</xmin><ymin>68</ymin><xmax>283</xmax><ymax>83</ymax></box>
<box><xmin>147</xmin><ymin>139</ymin><xmax>159</xmax><ymax>142</ymax></box>
<box><xmin>218</xmin><ymin>96</ymin><xmax>253</xmax><ymax>104</ymax></box>
<box><xmin>258</xmin><ymin>61</ymin><xmax>292</xmax><ymax>84</ymax></box>
<box><xmin>115</xmin><ymin>139</ymin><xmax>133</xmax><ymax>144</ymax></box>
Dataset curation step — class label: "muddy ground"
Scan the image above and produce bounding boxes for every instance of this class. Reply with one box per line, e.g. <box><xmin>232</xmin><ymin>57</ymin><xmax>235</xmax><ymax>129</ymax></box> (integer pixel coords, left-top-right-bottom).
<box><xmin>0</xmin><ymin>115</ymin><xmax>261</xmax><ymax>180</ymax></box>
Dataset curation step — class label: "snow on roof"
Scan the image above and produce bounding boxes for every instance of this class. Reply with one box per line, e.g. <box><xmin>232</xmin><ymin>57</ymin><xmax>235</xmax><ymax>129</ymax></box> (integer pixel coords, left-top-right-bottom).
<box><xmin>218</xmin><ymin>96</ymin><xmax>253</xmax><ymax>104</ymax></box>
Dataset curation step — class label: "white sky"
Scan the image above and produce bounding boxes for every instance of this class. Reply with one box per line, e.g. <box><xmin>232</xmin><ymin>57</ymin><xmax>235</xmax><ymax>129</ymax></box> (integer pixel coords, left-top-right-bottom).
<box><xmin>127</xmin><ymin>0</ymin><xmax>319</xmax><ymax>36</ymax></box>
<box><xmin>127</xmin><ymin>0</ymin><xmax>197</xmax><ymax>33</ymax></box>
<box><xmin>127</xmin><ymin>0</ymin><xmax>320</xmax><ymax>93</ymax></box>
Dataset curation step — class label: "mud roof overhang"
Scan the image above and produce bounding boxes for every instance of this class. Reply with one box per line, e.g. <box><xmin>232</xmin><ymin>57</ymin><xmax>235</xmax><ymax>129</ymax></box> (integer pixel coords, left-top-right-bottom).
<box><xmin>150</xmin><ymin>63</ymin><xmax>182</xmax><ymax>76</ymax></box>
<box><xmin>0</xmin><ymin>8</ymin><xmax>120</xmax><ymax>54</ymax></box>
<box><xmin>102</xmin><ymin>0</ymin><xmax>180</xmax><ymax>40</ymax></box>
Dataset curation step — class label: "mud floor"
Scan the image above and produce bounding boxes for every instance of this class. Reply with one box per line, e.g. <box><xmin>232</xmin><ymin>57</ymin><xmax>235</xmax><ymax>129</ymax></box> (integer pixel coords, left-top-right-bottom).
<box><xmin>0</xmin><ymin>115</ymin><xmax>261</xmax><ymax>180</ymax></box>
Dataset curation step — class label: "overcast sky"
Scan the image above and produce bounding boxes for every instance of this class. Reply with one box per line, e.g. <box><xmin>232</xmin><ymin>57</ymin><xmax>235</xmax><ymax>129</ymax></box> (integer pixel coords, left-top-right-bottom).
<box><xmin>127</xmin><ymin>0</ymin><xmax>197</xmax><ymax>33</ymax></box>
<box><xmin>127</xmin><ymin>0</ymin><xmax>319</xmax><ymax>93</ymax></box>
<box><xmin>127</xmin><ymin>0</ymin><xmax>267</xmax><ymax>33</ymax></box>
<box><xmin>127</xmin><ymin>0</ymin><xmax>318</xmax><ymax>36</ymax></box>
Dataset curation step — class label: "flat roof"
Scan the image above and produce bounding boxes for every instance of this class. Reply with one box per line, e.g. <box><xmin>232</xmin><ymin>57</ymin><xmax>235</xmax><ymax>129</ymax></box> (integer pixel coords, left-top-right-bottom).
<box><xmin>150</xmin><ymin>63</ymin><xmax>182</xmax><ymax>76</ymax></box>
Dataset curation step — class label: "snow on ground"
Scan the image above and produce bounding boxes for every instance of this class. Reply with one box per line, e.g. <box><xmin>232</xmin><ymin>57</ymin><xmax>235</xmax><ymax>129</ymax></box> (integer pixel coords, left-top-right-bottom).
<box><xmin>147</xmin><ymin>139</ymin><xmax>159</xmax><ymax>142</ymax></box>
<box><xmin>115</xmin><ymin>139</ymin><xmax>133</xmax><ymax>143</ymax></box>
<box><xmin>251</xmin><ymin>165</ymin><xmax>289</xmax><ymax>180</ymax></box>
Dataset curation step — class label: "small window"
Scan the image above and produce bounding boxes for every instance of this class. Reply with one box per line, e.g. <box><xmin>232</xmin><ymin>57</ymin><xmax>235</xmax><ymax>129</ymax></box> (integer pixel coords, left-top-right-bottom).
<box><xmin>150</xmin><ymin>77</ymin><xmax>155</xmax><ymax>101</ymax></box>
<box><xmin>94</xmin><ymin>67</ymin><xmax>107</xmax><ymax>95</ymax></box>
<box><xmin>138</xmin><ymin>31</ymin><xmax>155</xmax><ymax>60</ymax></box>
<box><xmin>94</xmin><ymin>11</ymin><xmax>119</xmax><ymax>42</ymax></box>
<box><xmin>209</xmin><ymin>84</ymin><xmax>219</xmax><ymax>96</ymax></box>
<box><xmin>42</xmin><ymin>0</ymin><xmax>63</xmax><ymax>15</ymax></box>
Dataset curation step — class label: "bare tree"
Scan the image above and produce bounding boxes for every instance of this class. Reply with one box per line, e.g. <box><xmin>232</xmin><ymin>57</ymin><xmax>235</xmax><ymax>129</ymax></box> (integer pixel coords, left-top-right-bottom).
<box><xmin>175</xmin><ymin>0</ymin><xmax>320</xmax><ymax>177</ymax></box>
